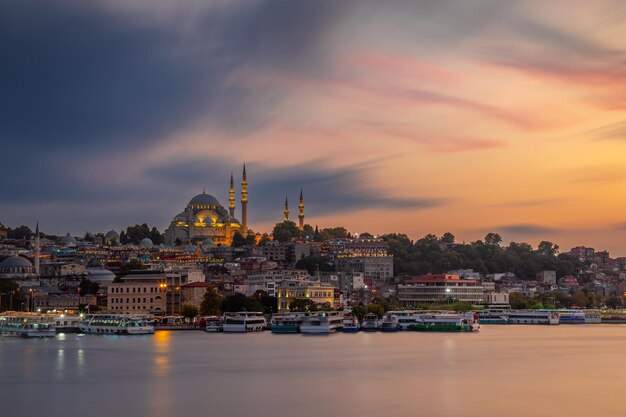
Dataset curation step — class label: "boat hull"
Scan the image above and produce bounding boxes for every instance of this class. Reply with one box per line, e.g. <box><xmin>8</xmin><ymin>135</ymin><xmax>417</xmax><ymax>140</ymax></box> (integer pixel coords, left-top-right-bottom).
<box><xmin>79</xmin><ymin>325</ymin><xmax>155</xmax><ymax>335</ymax></box>
<box><xmin>407</xmin><ymin>324</ymin><xmax>477</xmax><ymax>332</ymax></box>
<box><xmin>271</xmin><ymin>325</ymin><xmax>299</xmax><ymax>334</ymax></box>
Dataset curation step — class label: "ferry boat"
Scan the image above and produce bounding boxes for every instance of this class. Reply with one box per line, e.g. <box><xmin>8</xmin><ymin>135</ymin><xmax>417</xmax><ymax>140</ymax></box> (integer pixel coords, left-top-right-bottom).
<box><xmin>601</xmin><ymin>310</ymin><xmax>626</xmax><ymax>324</ymax></box>
<box><xmin>508</xmin><ymin>310</ymin><xmax>559</xmax><ymax>325</ymax></box>
<box><xmin>222</xmin><ymin>312</ymin><xmax>266</xmax><ymax>333</ymax></box>
<box><xmin>380</xmin><ymin>313</ymin><xmax>401</xmax><ymax>332</ymax></box>
<box><xmin>556</xmin><ymin>309</ymin><xmax>586</xmax><ymax>324</ymax></box>
<box><xmin>584</xmin><ymin>310</ymin><xmax>602</xmax><ymax>324</ymax></box>
<box><xmin>53</xmin><ymin>314</ymin><xmax>81</xmax><ymax>333</ymax></box>
<box><xmin>79</xmin><ymin>314</ymin><xmax>155</xmax><ymax>335</ymax></box>
<box><xmin>342</xmin><ymin>315</ymin><xmax>360</xmax><ymax>333</ymax></box>
<box><xmin>300</xmin><ymin>311</ymin><xmax>343</xmax><ymax>334</ymax></box>
<box><xmin>388</xmin><ymin>310</ymin><xmax>419</xmax><ymax>330</ymax></box>
<box><xmin>270</xmin><ymin>313</ymin><xmax>305</xmax><ymax>333</ymax></box>
<box><xmin>476</xmin><ymin>309</ymin><xmax>509</xmax><ymax>324</ymax></box>
<box><xmin>0</xmin><ymin>314</ymin><xmax>56</xmax><ymax>337</ymax></box>
<box><xmin>361</xmin><ymin>313</ymin><xmax>381</xmax><ymax>332</ymax></box>
<box><xmin>407</xmin><ymin>312</ymin><xmax>480</xmax><ymax>332</ymax></box>
<box><xmin>204</xmin><ymin>316</ymin><xmax>224</xmax><ymax>332</ymax></box>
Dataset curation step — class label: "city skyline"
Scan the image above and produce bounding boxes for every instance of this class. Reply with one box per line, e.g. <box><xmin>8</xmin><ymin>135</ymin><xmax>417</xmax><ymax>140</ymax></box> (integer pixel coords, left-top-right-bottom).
<box><xmin>2</xmin><ymin>1</ymin><xmax>626</xmax><ymax>252</ymax></box>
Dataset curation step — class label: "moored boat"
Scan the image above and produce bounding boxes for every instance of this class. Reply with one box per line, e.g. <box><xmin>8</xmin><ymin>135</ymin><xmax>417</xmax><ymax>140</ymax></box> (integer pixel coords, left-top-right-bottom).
<box><xmin>476</xmin><ymin>309</ymin><xmax>509</xmax><ymax>324</ymax></box>
<box><xmin>508</xmin><ymin>310</ymin><xmax>559</xmax><ymax>325</ymax></box>
<box><xmin>361</xmin><ymin>313</ymin><xmax>380</xmax><ymax>332</ymax></box>
<box><xmin>556</xmin><ymin>309</ymin><xmax>586</xmax><ymax>324</ymax></box>
<box><xmin>388</xmin><ymin>310</ymin><xmax>419</xmax><ymax>330</ymax></box>
<box><xmin>300</xmin><ymin>311</ymin><xmax>343</xmax><ymax>334</ymax></box>
<box><xmin>79</xmin><ymin>314</ymin><xmax>155</xmax><ymax>335</ymax></box>
<box><xmin>205</xmin><ymin>316</ymin><xmax>224</xmax><ymax>332</ymax></box>
<box><xmin>342</xmin><ymin>314</ymin><xmax>360</xmax><ymax>333</ymax></box>
<box><xmin>222</xmin><ymin>312</ymin><xmax>266</xmax><ymax>333</ymax></box>
<box><xmin>407</xmin><ymin>312</ymin><xmax>479</xmax><ymax>332</ymax></box>
<box><xmin>53</xmin><ymin>314</ymin><xmax>81</xmax><ymax>333</ymax></box>
<box><xmin>584</xmin><ymin>310</ymin><xmax>601</xmax><ymax>324</ymax></box>
<box><xmin>380</xmin><ymin>313</ymin><xmax>401</xmax><ymax>332</ymax></box>
<box><xmin>271</xmin><ymin>313</ymin><xmax>305</xmax><ymax>333</ymax></box>
<box><xmin>0</xmin><ymin>313</ymin><xmax>56</xmax><ymax>337</ymax></box>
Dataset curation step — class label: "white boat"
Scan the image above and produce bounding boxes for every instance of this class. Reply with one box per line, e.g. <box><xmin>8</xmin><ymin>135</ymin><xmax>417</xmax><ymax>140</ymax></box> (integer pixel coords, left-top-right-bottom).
<box><xmin>222</xmin><ymin>312</ymin><xmax>266</xmax><ymax>332</ymax></box>
<box><xmin>476</xmin><ymin>309</ymin><xmax>509</xmax><ymax>324</ymax></box>
<box><xmin>388</xmin><ymin>310</ymin><xmax>419</xmax><ymax>330</ymax></box>
<box><xmin>204</xmin><ymin>316</ymin><xmax>224</xmax><ymax>332</ymax></box>
<box><xmin>380</xmin><ymin>313</ymin><xmax>401</xmax><ymax>332</ymax></box>
<box><xmin>342</xmin><ymin>314</ymin><xmax>360</xmax><ymax>333</ymax></box>
<box><xmin>300</xmin><ymin>311</ymin><xmax>343</xmax><ymax>334</ymax></box>
<box><xmin>508</xmin><ymin>310</ymin><xmax>559</xmax><ymax>325</ymax></box>
<box><xmin>584</xmin><ymin>310</ymin><xmax>601</xmax><ymax>324</ymax></box>
<box><xmin>79</xmin><ymin>314</ymin><xmax>155</xmax><ymax>335</ymax></box>
<box><xmin>407</xmin><ymin>311</ymin><xmax>480</xmax><ymax>332</ymax></box>
<box><xmin>361</xmin><ymin>313</ymin><xmax>381</xmax><ymax>332</ymax></box>
<box><xmin>0</xmin><ymin>314</ymin><xmax>56</xmax><ymax>337</ymax></box>
<box><xmin>53</xmin><ymin>314</ymin><xmax>81</xmax><ymax>333</ymax></box>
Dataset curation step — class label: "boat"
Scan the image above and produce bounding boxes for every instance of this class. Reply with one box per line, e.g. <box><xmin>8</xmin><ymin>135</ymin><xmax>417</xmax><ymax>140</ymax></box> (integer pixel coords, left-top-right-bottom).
<box><xmin>584</xmin><ymin>310</ymin><xmax>601</xmax><ymax>324</ymax></box>
<box><xmin>222</xmin><ymin>312</ymin><xmax>266</xmax><ymax>333</ymax></box>
<box><xmin>601</xmin><ymin>310</ymin><xmax>626</xmax><ymax>324</ymax></box>
<box><xmin>205</xmin><ymin>316</ymin><xmax>224</xmax><ymax>332</ymax></box>
<box><xmin>300</xmin><ymin>311</ymin><xmax>343</xmax><ymax>334</ymax></box>
<box><xmin>407</xmin><ymin>312</ymin><xmax>480</xmax><ymax>332</ymax></box>
<box><xmin>508</xmin><ymin>310</ymin><xmax>559</xmax><ymax>325</ymax></box>
<box><xmin>342</xmin><ymin>314</ymin><xmax>360</xmax><ymax>333</ymax></box>
<box><xmin>53</xmin><ymin>314</ymin><xmax>81</xmax><ymax>333</ymax></box>
<box><xmin>79</xmin><ymin>314</ymin><xmax>155</xmax><ymax>335</ymax></box>
<box><xmin>556</xmin><ymin>309</ymin><xmax>586</xmax><ymax>324</ymax></box>
<box><xmin>0</xmin><ymin>313</ymin><xmax>56</xmax><ymax>337</ymax></box>
<box><xmin>270</xmin><ymin>313</ymin><xmax>305</xmax><ymax>333</ymax></box>
<box><xmin>476</xmin><ymin>309</ymin><xmax>509</xmax><ymax>324</ymax></box>
<box><xmin>388</xmin><ymin>310</ymin><xmax>419</xmax><ymax>330</ymax></box>
<box><xmin>380</xmin><ymin>313</ymin><xmax>401</xmax><ymax>332</ymax></box>
<box><xmin>361</xmin><ymin>313</ymin><xmax>380</xmax><ymax>332</ymax></box>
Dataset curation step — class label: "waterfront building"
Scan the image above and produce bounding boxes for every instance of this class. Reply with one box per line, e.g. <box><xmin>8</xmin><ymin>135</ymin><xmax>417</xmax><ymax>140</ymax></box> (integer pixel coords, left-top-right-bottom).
<box><xmin>397</xmin><ymin>274</ymin><xmax>484</xmax><ymax>306</ymax></box>
<box><xmin>335</xmin><ymin>254</ymin><xmax>393</xmax><ymax>281</ymax></box>
<box><xmin>276</xmin><ymin>280</ymin><xmax>337</xmax><ymax>312</ymax></box>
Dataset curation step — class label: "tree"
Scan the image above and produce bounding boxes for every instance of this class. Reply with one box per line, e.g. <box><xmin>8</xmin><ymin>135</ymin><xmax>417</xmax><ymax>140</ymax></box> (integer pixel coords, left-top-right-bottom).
<box><xmin>351</xmin><ymin>305</ymin><xmax>367</xmax><ymax>322</ymax></box>
<box><xmin>222</xmin><ymin>293</ymin><xmax>263</xmax><ymax>312</ymax></box>
<box><xmin>78</xmin><ymin>279</ymin><xmax>99</xmax><ymax>296</ymax></box>
<box><xmin>119</xmin><ymin>259</ymin><xmax>146</xmax><ymax>277</ymax></box>
<box><xmin>8</xmin><ymin>225</ymin><xmax>33</xmax><ymax>239</ymax></box>
<box><xmin>289</xmin><ymin>298</ymin><xmax>319</xmax><ymax>312</ymax></box>
<box><xmin>318</xmin><ymin>227</ymin><xmax>349</xmax><ymax>240</ymax></box>
<box><xmin>200</xmin><ymin>288</ymin><xmax>223</xmax><ymax>315</ymax></box>
<box><xmin>251</xmin><ymin>290</ymin><xmax>278</xmax><ymax>314</ymax></box>
<box><xmin>537</xmin><ymin>241</ymin><xmax>559</xmax><ymax>257</ymax></box>
<box><xmin>181</xmin><ymin>304</ymin><xmax>199</xmax><ymax>319</ymax></box>
<box><xmin>605</xmin><ymin>296</ymin><xmax>623</xmax><ymax>309</ymax></box>
<box><xmin>366</xmin><ymin>303</ymin><xmax>385</xmax><ymax>317</ymax></box>
<box><xmin>245</xmin><ymin>235</ymin><xmax>257</xmax><ymax>246</ymax></box>
<box><xmin>295</xmin><ymin>256</ymin><xmax>335</xmax><ymax>274</ymax></box>
<box><xmin>302</xmin><ymin>224</ymin><xmax>315</xmax><ymax>238</ymax></box>
<box><xmin>441</xmin><ymin>232</ymin><xmax>455</xmax><ymax>244</ymax></box>
<box><xmin>257</xmin><ymin>235</ymin><xmax>271</xmax><ymax>246</ymax></box>
<box><xmin>0</xmin><ymin>280</ymin><xmax>25</xmax><ymax>312</ymax></box>
<box><xmin>272</xmin><ymin>221</ymin><xmax>301</xmax><ymax>242</ymax></box>
<box><xmin>120</xmin><ymin>231</ymin><xmax>128</xmax><ymax>244</ymax></box>
<box><xmin>150</xmin><ymin>226</ymin><xmax>163</xmax><ymax>245</ymax></box>
<box><xmin>231</xmin><ymin>232</ymin><xmax>248</xmax><ymax>248</ymax></box>
<box><xmin>484</xmin><ymin>233</ymin><xmax>502</xmax><ymax>246</ymax></box>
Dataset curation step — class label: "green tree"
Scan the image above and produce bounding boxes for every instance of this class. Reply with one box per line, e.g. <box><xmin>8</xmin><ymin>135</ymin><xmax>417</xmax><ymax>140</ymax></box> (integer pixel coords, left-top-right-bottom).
<box><xmin>119</xmin><ymin>259</ymin><xmax>147</xmax><ymax>277</ymax></box>
<box><xmin>251</xmin><ymin>290</ymin><xmax>278</xmax><ymax>314</ymax></box>
<box><xmin>222</xmin><ymin>293</ymin><xmax>264</xmax><ymax>312</ymax></box>
<box><xmin>245</xmin><ymin>235</ymin><xmax>257</xmax><ymax>246</ymax></box>
<box><xmin>441</xmin><ymin>232</ymin><xmax>455</xmax><ymax>244</ymax></box>
<box><xmin>200</xmin><ymin>288</ymin><xmax>223</xmax><ymax>315</ymax></box>
<box><xmin>318</xmin><ymin>227</ymin><xmax>349</xmax><ymax>240</ymax></box>
<box><xmin>272</xmin><ymin>221</ymin><xmax>301</xmax><ymax>242</ymax></box>
<box><xmin>302</xmin><ymin>224</ymin><xmax>315</xmax><ymax>238</ymax></box>
<box><xmin>8</xmin><ymin>225</ymin><xmax>33</xmax><ymax>239</ymax></box>
<box><xmin>484</xmin><ymin>233</ymin><xmax>502</xmax><ymax>246</ymax></box>
<box><xmin>537</xmin><ymin>241</ymin><xmax>559</xmax><ymax>257</ymax></box>
<box><xmin>78</xmin><ymin>279</ymin><xmax>99</xmax><ymax>296</ymax></box>
<box><xmin>351</xmin><ymin>305</ymin><xmax>367</xmax><ymax>322</ymax></box>
<box><xmin>257</xmin><ymin>235</ymin><xmax>271</xmax><ymax>246</ymax></box>
<box><xmin>366</xmin><ymin>303</ymin><xmax>385</xmax><ymax>317</ymax></box>
<box><xmin>0</xmin><ymin>280</ymin><xmax>25</xmax><ymax>312</ymax></box>
<box><xmin>289</xmin><ymin>298</ymin><xmax>319</xmax><ymax>312</ymax></box>
<box><xmin>181</xmin><ymin>304</ymin><xmax>199</xmax><ymax>319</ymax></box>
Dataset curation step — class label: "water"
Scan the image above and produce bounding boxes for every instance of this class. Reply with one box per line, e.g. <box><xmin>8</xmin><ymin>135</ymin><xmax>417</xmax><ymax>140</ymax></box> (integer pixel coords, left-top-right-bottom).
<box><xmin>1</xmin><ymin>325</ymin><xmax>625</xmax><ymax>417</ymax></box>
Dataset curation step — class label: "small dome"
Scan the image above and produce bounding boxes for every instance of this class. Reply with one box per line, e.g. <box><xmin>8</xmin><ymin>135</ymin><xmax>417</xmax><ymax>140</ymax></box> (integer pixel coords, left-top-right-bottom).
<box><xmin>139</xmin><ymin>237</ymin><xmax>154</xmax><ymax>247</ymax></box>
<box><xmin>104</xmin><ymin>230</ymin><xmax>119</xmax><ymax>239</ymax></box>
<box><xmin>60</xmin><ymin>233</ymin><xmax>77</xmax><ymax>244</ymax></box>
<box><xmin>202</xmin><ymin>238</ymin><xmax>216</xmax><ymax>247</ymax></box>
<box><xmin>1</xmin><ymin>256</ymin><xmax>33</xmax><ymax>268</ymax></box>
<box><xmin>86</xmin><ymin>268</ymin><xmax>115</xmax><ymax>282</ymax></box>
<box><xmin>188</xmin><ymin>192</ymin><xmax>220</xmax><ymax>207</ymax></box>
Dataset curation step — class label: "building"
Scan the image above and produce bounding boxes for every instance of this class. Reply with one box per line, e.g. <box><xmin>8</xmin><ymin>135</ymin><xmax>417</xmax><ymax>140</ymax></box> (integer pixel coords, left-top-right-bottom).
<box><xmin>570</xmin><ymin>246</ymin><xmax>595</xmax><ymax>263</ymax></box>
<box><xmin>397</xmin><ymin>274</ymin><xmax>484</xmax><ymax>306</ymax></box>
<box><xmin>536</xmin><ymin>270</ymin><xmax>557</xmax><ymax>285</ymax></box>
<box><xmin>164</xmin><ymin>165</ymin><xmax>248</xmax><ymax>246</ymax></box>
<box><xmin>0</xmin><ymin>256</ymin><xmax>38</xmax><ymax>282</ymax></box>
<box><xmin>276</xmin><ymin>280</ymin><xmax>337</xmax><ymax>312</ymax></box>
<box><xmin>335</xmin><ymin>254</ymin><xmax>393</xmax><ymax>281</ymax></box>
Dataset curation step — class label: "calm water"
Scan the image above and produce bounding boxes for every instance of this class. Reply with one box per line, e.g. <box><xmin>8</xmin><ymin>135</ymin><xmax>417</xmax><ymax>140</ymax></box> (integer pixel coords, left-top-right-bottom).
<box><xmin>1</xmin><ymin>325</ymin><xmax>626</xmax><ymax>417</ymax></box>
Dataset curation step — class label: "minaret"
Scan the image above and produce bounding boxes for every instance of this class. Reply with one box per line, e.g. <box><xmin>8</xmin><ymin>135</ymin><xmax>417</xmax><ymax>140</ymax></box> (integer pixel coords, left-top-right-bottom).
<box><xmin>284</xmin><ymin>196</ymin><xmax>290</xmax><ymax>222</ymax></box>
<box><xmin>34</xmin><ymin>222</ymin><xmax>40</xmax><ymax>276</ymax></box>
<box><xmin>229</xmin><ymin>173</ymin><xmax>235</xmax><ymax>218</ymax></box>
<box><xmin>241</xmin><ymin>164</ymin><xmax>248</xmax><ymax>234</ymax></box>
<box><xmin>298</xmin><ymin>189</ymin><xmax>305</xmax><ymax>230</ymax></box>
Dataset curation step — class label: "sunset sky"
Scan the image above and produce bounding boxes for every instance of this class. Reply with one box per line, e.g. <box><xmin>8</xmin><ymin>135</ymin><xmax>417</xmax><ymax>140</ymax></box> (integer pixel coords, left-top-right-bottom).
<box><xmin>2</xmin><ymin>1</ymin><xmax>626</xmax><ymax>253</ymax></box>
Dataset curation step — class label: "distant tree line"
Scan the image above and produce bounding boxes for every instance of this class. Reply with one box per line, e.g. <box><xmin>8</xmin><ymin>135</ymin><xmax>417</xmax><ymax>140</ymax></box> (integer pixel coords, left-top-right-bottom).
<box><xmin>119</xmin><ymin>224</ymin><xmax>163</xmax><ymax>245</ymax></box>
<box><xmin>383</xmin><ymin>232</ymin><xmax>581</xmax><ymax>280</ymax></box>
<box><xmin>200</xmin><ymin>289</ymin><xmax>277</xmax><ymax>315</ymax></box>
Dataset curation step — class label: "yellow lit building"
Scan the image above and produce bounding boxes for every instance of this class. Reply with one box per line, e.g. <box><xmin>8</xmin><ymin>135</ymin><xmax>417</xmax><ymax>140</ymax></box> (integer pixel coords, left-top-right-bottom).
<box><xmin>276</xmin><ymin>280</ymin><xmax>336</xmax><ymax>312</ymax></box>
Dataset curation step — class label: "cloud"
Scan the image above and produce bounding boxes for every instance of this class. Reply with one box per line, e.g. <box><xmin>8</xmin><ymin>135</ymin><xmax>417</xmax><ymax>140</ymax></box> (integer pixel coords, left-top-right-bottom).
<box><xmin>588</xmin><ymin>121</ymin><xmax>626</xmax><ymax>142</ymax></box>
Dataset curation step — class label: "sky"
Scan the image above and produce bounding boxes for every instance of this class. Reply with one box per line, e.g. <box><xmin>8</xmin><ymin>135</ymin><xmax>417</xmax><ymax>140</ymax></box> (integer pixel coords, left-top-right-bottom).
<box><xmin>2</xmin><ymin>0</ymin><xmax>626</xmax><ymax>253</ymax></box>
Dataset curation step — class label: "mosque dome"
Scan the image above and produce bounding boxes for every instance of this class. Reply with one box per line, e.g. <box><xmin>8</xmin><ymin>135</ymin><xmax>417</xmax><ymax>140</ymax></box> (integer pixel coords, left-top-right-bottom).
<box><xmin>1</xmin><ymin>256</ymin><xmax>33</xmax><ymax>268</ymax></box>
<box><xmin>188</xmin><ymin>192</ymin><xmax>220</xmax><ymax>208</ymax></box>
<box><xmin>104</xmin><ymin>230</ymin><xmax>119</xmax><ymax>239</ymax></box>
<box><xmin>139</xmin><ymin>237</ymin><xmax>154</xmax><ymax>247</ymax></box>
<box><xmin>60</xmin><ymin>233</ymin><xmax>77</xmax><ymax>244</ymax></box>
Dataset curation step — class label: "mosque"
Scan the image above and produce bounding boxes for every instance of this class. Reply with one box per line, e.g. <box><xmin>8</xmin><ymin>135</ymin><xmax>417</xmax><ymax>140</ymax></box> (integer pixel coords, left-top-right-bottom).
<box><xmin>164</xmin><ymin>165</ymin><xmax>250</xmax><ymax>246</ymax></box>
